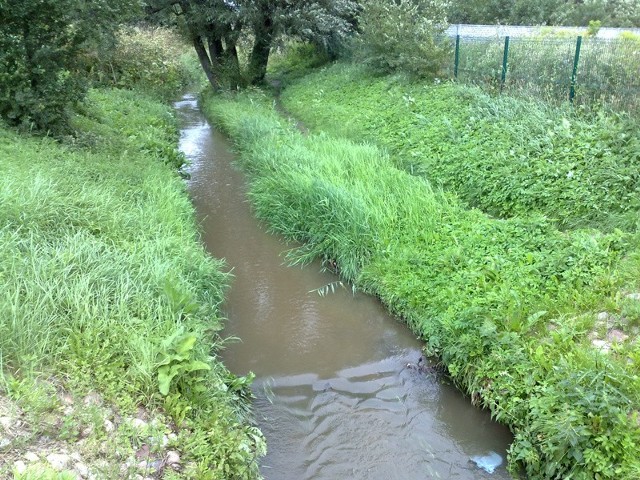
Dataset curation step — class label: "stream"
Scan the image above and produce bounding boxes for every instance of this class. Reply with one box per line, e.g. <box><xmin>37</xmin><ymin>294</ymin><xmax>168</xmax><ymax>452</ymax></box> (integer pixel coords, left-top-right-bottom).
<box><xmin>175</xmin><ymin>94</ymin><xmax>513</xmax><ymax>480</ymax></box>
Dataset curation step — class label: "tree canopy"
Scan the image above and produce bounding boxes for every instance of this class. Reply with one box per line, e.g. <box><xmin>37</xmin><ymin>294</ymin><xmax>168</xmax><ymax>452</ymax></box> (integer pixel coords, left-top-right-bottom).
<box><xmin>448</xmin><ymin>0</ymin><xmax>640</xmax><ymax>27</ymax></box>
<box><xmin>147</xmin><ymin>0</ymin><xmax>359</xmax><ymax>88</ymax></box>
<box><xmin>0</xmin><ymin>0</ymin><xmax>142</xmax><ymax>132</ymax></box>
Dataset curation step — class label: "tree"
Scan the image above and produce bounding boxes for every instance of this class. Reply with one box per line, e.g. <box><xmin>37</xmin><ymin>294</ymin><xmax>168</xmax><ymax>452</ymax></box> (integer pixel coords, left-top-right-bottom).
<box><xmin>0</xmin><ymin>0</ymin><xmax>142</xmax><ymax>132</ymax></box>
<box><xmin>147</xmin><ymin>0</ymin><xmax>359</xmax><ymax>88</ymax></box>
<box><xmin>447</xmin><ymin>0</ymin><xmax>640</xmax><ymax>27</ymax></box>
<box><xmin>357</xmin><ymin>0</ymin><xmax>450</xmax><ymax>78</ymax></box>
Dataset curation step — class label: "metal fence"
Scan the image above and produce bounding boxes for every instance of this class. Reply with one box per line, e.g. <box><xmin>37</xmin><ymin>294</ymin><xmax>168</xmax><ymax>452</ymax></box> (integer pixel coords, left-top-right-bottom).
<box><xmin>442</xmin><ymin>25</ymin><xmax>640</xmax><ymax>113</ymax></box>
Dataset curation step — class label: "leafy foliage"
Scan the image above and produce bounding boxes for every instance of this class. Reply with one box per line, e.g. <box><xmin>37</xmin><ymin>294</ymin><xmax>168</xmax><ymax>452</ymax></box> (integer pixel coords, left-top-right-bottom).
<box><xmin>0</xmin><ymin>0</ymin><xmax>86</xmax><ymax>132</ymax></box>
<box><xmin>357</xmin><ymin>0</ymin><xmax>451</xmax><ymax>78</ymax></box>
<box><xmin>88</xmin><ymin>27</ymin><xmax>203</xmax><ymax>100</ymax></box>
<box><xmin>157</xmin><ymin>331</ymin><xmax>211</xmax><ymax>397</ymax></box>
<box><xmin>448</xmin><ymin>0</ymin><xmax>640</xmax><ymax>28</ymax></box>
<box><xmin>0</xmin><ymin>0</ymin><xmax>141</xmax><ymax>133</ymax></box>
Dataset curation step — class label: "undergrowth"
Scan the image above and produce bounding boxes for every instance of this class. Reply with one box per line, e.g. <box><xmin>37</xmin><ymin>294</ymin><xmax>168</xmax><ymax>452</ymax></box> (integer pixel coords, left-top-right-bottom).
<box><xmin>280</xmin><ymin>63</ymin><xmax>640</xmax><ymax>232</ymax></box>
<box><xmin>202</xmin><ymin>88</ymin><xmax>640</xmax><ymax>479</ymax></box>
<box><xmin>0</xmin><ymin>88</ymin><xmax>264</xmax><ymax>479</ymax></box>
<box><xmin>87</xmin><ymin>26</ymin><xmax>204</xmax><ymax>100</ymax></box>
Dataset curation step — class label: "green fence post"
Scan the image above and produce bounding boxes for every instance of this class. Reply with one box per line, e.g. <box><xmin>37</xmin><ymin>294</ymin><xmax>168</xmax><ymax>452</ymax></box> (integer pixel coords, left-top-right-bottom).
<box><xmin>454</xmin><ymin>35</ymin><xmax>460</xmax><ymax>79</ymax></box>
<box><xmin>570</xmin><ymin>35</ymin><xmax>583</xmax><ymax>104</ymax></box>
<box><xmin>500</xmin><ymin>36</ymin><xmax>510</xmax><ymax>92</ymax></box>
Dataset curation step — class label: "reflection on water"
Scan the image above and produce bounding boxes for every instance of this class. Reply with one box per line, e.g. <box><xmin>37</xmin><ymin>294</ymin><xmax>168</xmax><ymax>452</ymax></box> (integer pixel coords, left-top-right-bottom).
<box><xmin>176</xmin><ymin>94</ymin><xmax>513</xmax><ymax>480</ymax></box>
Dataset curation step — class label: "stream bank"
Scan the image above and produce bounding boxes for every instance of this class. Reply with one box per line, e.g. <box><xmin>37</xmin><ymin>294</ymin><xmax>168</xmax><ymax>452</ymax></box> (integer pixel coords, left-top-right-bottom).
<box><xmin>176</xmin><ymin>93</ymin><xmax>513</xmax><ymax>479</ymax></box>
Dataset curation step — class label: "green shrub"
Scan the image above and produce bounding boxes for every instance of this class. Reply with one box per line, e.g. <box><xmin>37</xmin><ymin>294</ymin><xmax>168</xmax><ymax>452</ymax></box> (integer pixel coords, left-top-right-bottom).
<box><xmin>268</xmin><ymin>41</ymin><xmax>332</xmax><ymax>85</ymax></box>
<box><xmin>0</xmin><ymin>0</ymin><xmax>86</xmax><ymax>132</ymax></box>
<box><xmin>357</xmin><ymin>0</ymin><xmax>451</xmax><ymax>78</ymax></box>
<box><xmin>88</xmin><ymin>27</ymin><xmax>202</xmax><ymax>100</ymax></box>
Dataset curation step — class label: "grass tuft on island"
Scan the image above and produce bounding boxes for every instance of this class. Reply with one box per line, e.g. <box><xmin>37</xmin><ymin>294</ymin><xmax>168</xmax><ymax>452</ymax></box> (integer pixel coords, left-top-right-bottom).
<box><xmin>201</xmin><ymin>85</ymin><xmax>640</xmax><ymax>479</ymax></box>
<box><xmin>0</xmin><ymin>88</ymin><xmax>264</xmax><ymax>479</ymax></box>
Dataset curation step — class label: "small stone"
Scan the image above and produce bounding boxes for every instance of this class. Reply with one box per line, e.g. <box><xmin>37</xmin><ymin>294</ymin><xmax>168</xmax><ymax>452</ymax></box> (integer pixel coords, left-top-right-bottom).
<box><xmin>592</xmin><ymin>339</ymin><xmax>611</xmax><ymax>353</ymax></box>
<box><xmin>0</xmin><ymin>416</ymin><xmax>12</xmax><ymax>430</ymax></box>
<box><xmin>607</xmin><ymin>329</ymin><xmax>629</xmax><ymax>343</ymax></box>
<box><xmin>81</xmin><ymin>425</ymin><xmax>94</xmax><ymax>438</ymax></box>
<box><xmin>160</xmin><ymin>435</ymin><xmax>169</xmax><ymax>447</ymax></box>
<box><xmin>70</xmin><ymin>452</ymin><xmax>82</xmax><ymax>462</ymax></box>
<box><xmin>166</xmin><ymin>450</ymin><xmax>180</xmax><ymax>465</ymax></box>
<box><xmin>0</xmin><ymin>437</ymin><xmax>11</xmax><ymax>448</ymax></box>
<box><xmin>83</xmin><ymin>392</ymin><xmax>102</xmax><ymax>406</ymax></box>
<box><xmin>138</xmin><ymin>459</ymin><xmax>161</xmax><ymax>472</ymax></box>
<box><xmin>103</xmin><ymin>419</ymin><xmax>115</xmax><ymax>433</ymax></box>
<box><xmin>24</xmin><ymin>452</ymin><xmax>40</xmax><ymax>462</ymax></box>
<box><xmin>61</xmin><ymin>393</ymin><xmax>74</xmax><ymax>406</ymax></box>
<box><xmin>130</xmin><ymin>418</ymin><xmax>147</xmax><ymax>430</ymax></box>
<box><xmin>13</xmin><ymin>460</ymin><xmax>27</xmax><ymax>474</ymax></box>
<box><xmin>626</xmin><ymin>293</ymin><xmax>640</xmax><ymax>300</ymax></box>
<box><xmin>47</xmin><ymin>453</ymin><xmax>71</xmax><ymax>471</ymax></box>
<box><xmin>167</xmin><ymin>433</ymin><xmax>177</xmax><ymax>442</ymax></box>
<box><xmin>75</xmin><ymin>462</ymin><xmax>89</xmax><ymax>478</ymax></box>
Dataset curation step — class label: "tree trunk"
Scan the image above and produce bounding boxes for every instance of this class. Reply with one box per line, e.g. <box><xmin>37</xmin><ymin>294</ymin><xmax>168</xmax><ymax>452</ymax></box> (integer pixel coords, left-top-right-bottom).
<box><xmin>178</xmin><ymin>0</ymin><xmax>219</xmax><ymax>91</ymax></box>
<box><xmin>224</xmin><ymin>36</ymin><xmax>242</xmax><ymax>89</ymax></box>
<box><xmin>208</xmin><ymin>36</ymin><xmax>224</xmax><ymax>65</ymax></box>
<box><xmin>248</xmin><ymin>15</ymin><xmax>273</xmax><ymax>85</ymax></box>
<box><xmin>192</xmin><ymin>35</ymin><xmax>220</xmax><ymax>91</ymax></box>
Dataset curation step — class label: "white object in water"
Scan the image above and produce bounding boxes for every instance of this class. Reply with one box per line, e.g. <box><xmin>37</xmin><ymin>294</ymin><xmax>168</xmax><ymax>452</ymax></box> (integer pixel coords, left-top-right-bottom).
<box><xmin>470</xmin><ymin>451</ymin><xmax>503</xmax><ymax>474</ymax></box>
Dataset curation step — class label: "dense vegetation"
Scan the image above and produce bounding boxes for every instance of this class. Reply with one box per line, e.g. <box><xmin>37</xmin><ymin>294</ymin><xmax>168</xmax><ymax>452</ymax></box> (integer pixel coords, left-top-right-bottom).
<box><xmin>0</xmin><ymin>25</ymin><xmax>265</xmax><ymax>478</ymax></box>
<box><xmin>0</xmin><ymin>0</ymin><xmax>142</xmax><ymax>133</ymax></box>
<box><xmin>0</xmin><ymin>88</ymin><xmax>264</xmax><ymax>479</ymax></box>
<box><xmin>87</xmin><ymin>26</ymin><xmax>203</xmax><ymax>100</ymax></box>
<box><xmin>147</xmin><ymin>0</ymin><xmax>359</xmax><ymax>88</ymax></box>
<box><xmin>201</xmin><ymin>67</ymin><xmax>640</xmax><ymax>477</ymax></box>
<box><xmin>448</xmin><ymin>0</ymin><xmax>640</xmax><ymax>28</ymax></box>
<box><xmin>281</xmin><ymin>63</ymin><xmax>640</xmax><ymax>232</ymax></box>
<box><xmin>2</xmin><ymin>0</ymin><xmax>639</xmax><ymax>476</ymax></box>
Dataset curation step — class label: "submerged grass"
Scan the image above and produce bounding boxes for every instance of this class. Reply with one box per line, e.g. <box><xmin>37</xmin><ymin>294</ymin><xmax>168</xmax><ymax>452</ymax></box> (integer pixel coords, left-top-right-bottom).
<box><xmin>280</xmin><ymin>63</ymin><xmax>640</xmax><ymax>232</ymax></box>
<box><xmin>0</xmin><ymin>89</ymin><xmax>264</xmax><ymax>478</ymax></box>
<box><xmin>202</xmin><ymin>88</ymin><xmax>640</xmax><ymax>479</ymax></box>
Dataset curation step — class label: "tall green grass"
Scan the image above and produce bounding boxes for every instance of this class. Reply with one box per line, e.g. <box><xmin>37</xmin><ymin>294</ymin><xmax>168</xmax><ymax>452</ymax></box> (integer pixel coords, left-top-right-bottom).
<box><xmin>202</xmin><ymin>89</ymin><xmax>640</xmax><ymax>479</ymax></box>
<box><xmin>281</xmin><ymin>63</ymin><xmax>640</xmax><ymax>232</ymax></box>
<box><xmin>0</xmin><ymin>89</ymin><xmax>264</xmax><ymax>479</ymax></box>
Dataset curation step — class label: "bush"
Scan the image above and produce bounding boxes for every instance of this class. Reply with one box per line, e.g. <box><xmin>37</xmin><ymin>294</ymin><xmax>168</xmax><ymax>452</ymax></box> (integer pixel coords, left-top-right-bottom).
<box><xmin>357</xmin><ymin>0</ymin><xmax>451</xmax><ymax>78</ymax></box>
<box><xmin>88</xmin><ymin>27</ymin><xmax>202</xmax><ymax>100</ymax></box>
<box><xmin>0</xmin><ymin>0</ymin><xmax>86</xmax><ymax>133</ymax></box>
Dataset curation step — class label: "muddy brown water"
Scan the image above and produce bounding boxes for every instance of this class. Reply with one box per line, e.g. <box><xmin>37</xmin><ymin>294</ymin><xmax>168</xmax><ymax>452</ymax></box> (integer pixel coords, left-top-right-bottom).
<box><xmin>176</xmin><ymin>94</ymin><xmax>513</xmax><ymax>480</ymax></box>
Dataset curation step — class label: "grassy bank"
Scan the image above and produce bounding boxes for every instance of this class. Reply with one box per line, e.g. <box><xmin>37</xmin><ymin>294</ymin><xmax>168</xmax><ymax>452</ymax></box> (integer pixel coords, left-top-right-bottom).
<box><xmin>280</xmin><ymin>63</ymin><xmax>639</xmax><ymax>232</ymax></box>
<box><xmin>0</xmin><ymin>88</ymin><xmax>264</xmax><ymax>479</ymax></box>
<box><xmin>201</xmin><ymin>87</ymin><xmax>640</xmax><ymax>479</ymax></box>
